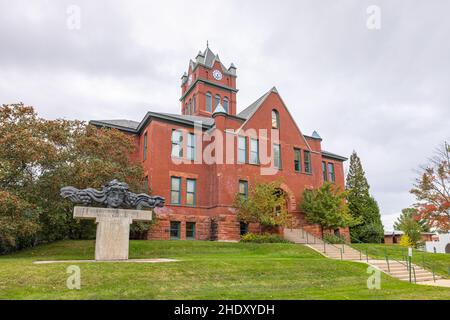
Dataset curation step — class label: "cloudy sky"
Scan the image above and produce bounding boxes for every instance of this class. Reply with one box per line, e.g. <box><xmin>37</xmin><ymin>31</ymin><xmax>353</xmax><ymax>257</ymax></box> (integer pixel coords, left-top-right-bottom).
<box><xmin>1</xmin><ymin>0</ymin><xmax>449</xmax><ymax>229</ymax></box>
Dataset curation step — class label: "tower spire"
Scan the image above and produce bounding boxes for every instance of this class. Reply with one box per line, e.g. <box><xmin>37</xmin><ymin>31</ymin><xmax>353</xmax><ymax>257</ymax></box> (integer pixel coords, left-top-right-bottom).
<box><xmin>206</xmin><ymin>40</ymin><xmax>209</xmax><ymax>48</ymax></box>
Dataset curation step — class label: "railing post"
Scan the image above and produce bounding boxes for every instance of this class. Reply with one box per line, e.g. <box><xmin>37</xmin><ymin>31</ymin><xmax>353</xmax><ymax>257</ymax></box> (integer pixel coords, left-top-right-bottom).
<box><xmin>306</xmin><ymin>233</ymin><xmax>309</xmax><ymax>244</ymax></box>
<box><xmin>432</xmin><ymin>264</ymin><xmax>436</xmax><ymax>282</ymax></box>
<box><xmin>359</xmin><ymin>249</ymin><xmax>362</xmax><ymax>261</ymax></box>
<box><xmin>342</xmin><ymin>243</ymin><xmax>345</xmax><ymax>254</ymax></box>
<box><xmin>366</xmin><ymin>248</ymin><xmax>369</xmax><ymax>262</ymax></box>
<box><xmin>340</xmin><ymin>248</ymin><xmax>343</xmax><ymax>260</ymax></box>
<box><xmin>323</xmin><ymin>241</ymin><xmax>326</xmax><ymax>254</ymax></box>
<box><xmin>385</xmin><ymin>252</ymin><xmax>390</xmax><ymax>273</ymax></box>
<box><xmin>408</xmin><ymin>255</ymin><xmax>412</xmax><ymax>283</ymax></box>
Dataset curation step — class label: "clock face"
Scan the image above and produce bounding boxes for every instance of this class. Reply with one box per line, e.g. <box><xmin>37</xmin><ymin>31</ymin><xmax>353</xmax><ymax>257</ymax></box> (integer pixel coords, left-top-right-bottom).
<box><xmin>187</xmin><ymin>74</ymin><xmax>193</xmax><ymax>86</ymax></box>
<box><xmin>212</xmin><ymin>69</ymin><xmax>223</xmax><ymax>81</ymax></box>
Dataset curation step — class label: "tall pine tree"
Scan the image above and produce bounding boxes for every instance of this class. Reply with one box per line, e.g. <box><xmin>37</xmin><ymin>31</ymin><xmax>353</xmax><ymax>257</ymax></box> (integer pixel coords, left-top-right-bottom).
<box><xmin>346</xmin><ymin>151</ymin><xmax>384</xmax><ymax>243</ymax></box>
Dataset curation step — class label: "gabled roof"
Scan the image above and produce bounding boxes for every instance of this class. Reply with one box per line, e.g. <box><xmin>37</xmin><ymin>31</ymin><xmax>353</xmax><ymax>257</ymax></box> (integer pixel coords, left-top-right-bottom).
<box><xmin>90</xmin><ymin>112</ymin><xmax>215</xmax><ymax>134</ymax></box>
<box><xmin>237</xmin><ymin>90</ymin><xmax>271</xmax><ymax>119</ymax></box>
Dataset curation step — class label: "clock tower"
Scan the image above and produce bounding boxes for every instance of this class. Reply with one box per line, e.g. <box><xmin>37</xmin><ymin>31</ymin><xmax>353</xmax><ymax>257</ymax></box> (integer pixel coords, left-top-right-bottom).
<box><xmin>180</xmin><ymin>45</ymin><xmax>237</xmax><ymax>117</ymax></box>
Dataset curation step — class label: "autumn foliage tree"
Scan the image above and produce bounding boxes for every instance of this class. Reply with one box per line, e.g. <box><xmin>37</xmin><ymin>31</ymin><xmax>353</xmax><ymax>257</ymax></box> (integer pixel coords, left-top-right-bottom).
<box><xmin>410</xmin><ymin>142</ymin><xmax>450</xmax><ymax>233</ymax></box>
<box><xmin>0</xmin><ymin>103</ymin><xmax>145</xmax><ymax>253</ymax></box>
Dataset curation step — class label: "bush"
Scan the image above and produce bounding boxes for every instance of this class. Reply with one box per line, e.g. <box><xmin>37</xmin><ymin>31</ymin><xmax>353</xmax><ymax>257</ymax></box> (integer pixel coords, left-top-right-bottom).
<box><xmin>323</xmin><ymin>234</ymin><xmax>347</xmax><ymax>244</ymax></box>
<box><xmin>240</xmin><ymin>233</ymin><xmax>291</xmax><ymax>244</ymax></box>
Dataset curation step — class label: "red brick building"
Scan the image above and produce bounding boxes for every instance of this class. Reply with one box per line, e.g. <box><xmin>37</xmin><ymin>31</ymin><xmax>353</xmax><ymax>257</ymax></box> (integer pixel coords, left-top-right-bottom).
<box><xmin>90</xmin><ymin>46</ymin><xmax>348</xmax><ymax>241</ymax></box>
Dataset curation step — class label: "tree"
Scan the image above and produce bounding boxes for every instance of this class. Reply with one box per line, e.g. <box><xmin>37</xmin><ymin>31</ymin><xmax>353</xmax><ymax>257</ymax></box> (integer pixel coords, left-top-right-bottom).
<box><xmin>394</xmin><ymin>208</ymin><xmax>430</xmax><ymax>233</ymax></box>
<box><xmin>394</xmin><ymin>208</ymin><xmax>424</xmax><ymax>248</ymax></box>
<box><xmin>300</xmin><ymin>182</ymin><xmax>357</xmax><ymax>237</ymax></box>
<box><xmin>0</xmin><ymin>191</ymin><xmax>40</xmax><ymax>253</ymax></box>
<box><xmin>234</xmin><ymin>180</ymin><xmax>292</xmax><ymax>229</ymax></box>
<box><xmin>0</xmin><ymin>103</ymin><xmax>146</xmax><ymax>251</ymax></box>
<box><xmin>399</xmin><ymin>234</ymin><xmax>414</xmax><ymax>248</ymax></box>
<box><xmin>410</xmin><ymin>142</ymin><xmax>450</xmax><ymax>233</ymax></box>
<box><xmin>346</xmin><ymin>151</ymin><xmax>384</xmax><ymax>242</ymax></box>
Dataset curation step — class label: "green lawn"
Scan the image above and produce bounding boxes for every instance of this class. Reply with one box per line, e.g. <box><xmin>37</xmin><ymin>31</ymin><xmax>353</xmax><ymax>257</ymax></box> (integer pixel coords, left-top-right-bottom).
<box><xmin>1</xmin><ymin>240</ymin><xmax>450</xmax><ymax>300</ymax></box>
<box><xmin>351</xmin><ymin>243</ymin><xmax>450</xmax><ymax>279</ymax></box>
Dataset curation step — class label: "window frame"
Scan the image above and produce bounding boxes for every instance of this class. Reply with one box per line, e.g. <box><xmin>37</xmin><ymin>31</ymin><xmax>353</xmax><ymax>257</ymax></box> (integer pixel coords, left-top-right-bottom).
<box><xmin>170</xmin><ymin>221</ymin><xmax>181</xmax><ymax>240</ymax></box>
<box><xmin>239</xmin><ymin>180</ymin><xmax>248</xmax><ymax>199</ymax></box>
<box><xmin>328</xmin><ymin>162</ymin><xmax>335</xmax><ymax>182</ymax></box>
<box><xmin>214</xmin><ymin>94</ymin><xmax>221</xmax><ymax>110</ymax></box>
<box><xmin>237</xmin><ymin>136</ymin><xmax>247</xmax><ymax>164</ymax></box>
<box><xmin>206</xmin><ymin>92</ymin><xmax>212</xmax><ymax>112</ymax></box>
<box><xmin>322</xmin><ymin>161</ymin><xmax>328</xmax><ymax>181</ymax></box>
<box><xmin>223</xmin><ymin>97</ymin><xmax>229</xmax><ymax>113</ymax></box>
<box><xmin>186</xmin><ymin>222</ymin><xmax>196</xmax><ymax>240</ymax></box>
<box><xmin>294</xmin><ymin>148</ymin><xmax>301</xmax><ymax>172</ymax></box>
<box><xmin>272</xmin><ymin>109</ymin><xmax>280</xmax><ymax>129</ymax></box>
<box><xmin>273</xmin><ymin>143</ymin><xmax>282</xmax><ymax>169</ymax></box>
<box><xmin>249</xmin><ymin>138</ymin><xmax>259</xmax><ymax>165</ymax></box>
<box><xmin>171</xmin><ymin>129</ymin><xmax>183</xmax><ymax>158</ymax></box>
<box><xmin>187</xmin><ymin>133</ymin><xmax>196</xmax><ymax>161</ymax></box>
<box><xmin>170</xmin><ymin>176</ymin><xmax>182</xmax><ymax>205</ymax></box>
<box><xmin>143</xmin><ymin>132</ymin><xmax>148</xmax><ymax>161</ymax></box>
<box><xmin>186</xmin><ymin>178</ymin><xmax>197</xmax><ymax>207</ymax></box>
<box><xmin>304</xmin><ymin>150</ymin><xmax>312</xmax><ymax>174</ymax></box>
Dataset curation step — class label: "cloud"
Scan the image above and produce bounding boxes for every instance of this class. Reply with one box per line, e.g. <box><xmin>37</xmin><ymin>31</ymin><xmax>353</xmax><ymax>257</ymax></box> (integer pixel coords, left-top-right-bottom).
<box><xmin>1</xmin><ymin>0</ymin><xmax>449</xmax><ymax>228</ymax></box>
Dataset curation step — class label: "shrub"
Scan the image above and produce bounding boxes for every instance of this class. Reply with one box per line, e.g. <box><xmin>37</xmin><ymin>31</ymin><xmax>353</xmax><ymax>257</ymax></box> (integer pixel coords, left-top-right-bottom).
<box><xmin>240</xmin><ymin>233</ymin><xmax>291</xmax><ymax>244</ymax></box>
<box><xmin>323</xmin><ymin>234</ymin><xmax>347</xmax><ymax>244</ymax></box>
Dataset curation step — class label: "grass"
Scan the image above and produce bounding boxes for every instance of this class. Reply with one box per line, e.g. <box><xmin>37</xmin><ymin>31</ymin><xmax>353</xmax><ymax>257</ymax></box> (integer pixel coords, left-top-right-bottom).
<box><xmin>351</xmin><ymin>243</ymin><xmax>450</xmax><ymax>278</ymax></box>
<box><xmin>0</xmin><ymin>240</ymin><xmax>450</xmax><ymax>300</ymax></box>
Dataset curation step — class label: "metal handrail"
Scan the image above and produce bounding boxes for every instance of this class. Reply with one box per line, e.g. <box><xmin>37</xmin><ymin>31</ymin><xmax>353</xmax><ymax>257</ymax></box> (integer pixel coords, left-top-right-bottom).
<box><xmin>298</xmin><ymin>228</ymin><xmax>344</xmax><ymax>260</ymax></box>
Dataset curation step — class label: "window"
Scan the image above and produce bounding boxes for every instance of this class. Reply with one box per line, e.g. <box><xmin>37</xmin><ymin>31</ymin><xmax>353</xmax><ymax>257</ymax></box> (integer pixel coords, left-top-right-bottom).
<box><xmin>237</xmin><ymin>136</ymin><xmax>247</xmax><ymax>164</ymax></box>
<box><xmin>186</xmin><ymin>179</ymin><xmax>196</xmax><ymax>206</ymax></box>
<box><xmin>223</xmin><ymin>97</ymin><xmax>229</xmax><ymax>113</ymax></box>
<box><xmin>193</xmin><ymin>95</ymin><xmax>197</xmax><ymax>113</ymax></box>
<box><xmin>188</xmin><ymin>99</ymin><xmax>192</xmax><ymax>115</ymax></box>
<box><xmin>272</xmin><ymin>109</ymin><xmax>279</xmax><ymax>129</ymax></box>
<box><xmin>239</xmin><ymin>180</ymin><xmax>248</xmax><ymax>199</ymax></box>
<box><xmin>186</xmin><ymin>222</ymin><xmax>196</xmax><ymax>240</ymax></box>
<box><xmin>294</xmin><ymin>148</ymin><xmax>301</xmax><ymax>172</ymax></box>
<box><xmin>170</xmin><ymin>177</ymin><xmax>181</xmax><ymax>205</ymax></box>
<box><xmin>328</xmin><ymin>163</ymin><xmax>335</xmax><ymax>182</ymax></box>
<box><xmin>143</xmin><ymin>132</ymin><xmax>148</xmax><ymax>161</ymax></box>
<box><xmin>206</xmin><ymin>92</ymin><xmax>212</xmax><ymax>112</ymax></box>
<box><xmin>273</xmin><ymin>144</ymin><xmax>281</xmax><ymax>169</ymax></box>
<box><xmin>304</xmin><ymin>150</ymin><xmax>311</xmax><ymax>174</ymax></box>
<box><xmin>171</xmin><ymin>130</ymin><xmax>183</xmax><ymax>158</ymax></box>
<box><xmin>170</xmin><ymin>221</ymin><xmax>181</xmax><ymax>240</ymax></box>
<box><xmin>250</xmin><ymin>139</ymin><xmax>259</xmax><ymax>164</ymax></box>
<box><xmin>322</xmin><ymin>161</ymin><xmax>327</xmax><ymax>181</ymax></box>
<box><xmin>214</xmin><ymin>94</ymin><xmax>221</xmax><ymax>110</ymax></box>
<box><xmin>187</xmin><ymin>133</ymin><xmax>196</xmax><ymax>160</ymax></box>
<box><xmin>240</xmin><ymin>222</ymin><xmax>249</xmax><ymax>236</ymax></box>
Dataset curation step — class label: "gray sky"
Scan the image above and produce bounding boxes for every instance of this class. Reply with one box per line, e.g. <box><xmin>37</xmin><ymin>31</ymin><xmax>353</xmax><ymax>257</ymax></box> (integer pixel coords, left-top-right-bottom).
<box><xmin>1</xmin><ymin>0</ymin><xmax>449</xmax><ymax>230</ymax></box>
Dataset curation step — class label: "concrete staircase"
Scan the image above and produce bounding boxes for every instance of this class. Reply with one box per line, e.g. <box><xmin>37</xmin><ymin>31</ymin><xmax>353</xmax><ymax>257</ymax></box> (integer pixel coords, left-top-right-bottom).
<box><xmin>284</xmin><ymin>228</ymin><xmax>440</xmax><ymax>284</ymax></box>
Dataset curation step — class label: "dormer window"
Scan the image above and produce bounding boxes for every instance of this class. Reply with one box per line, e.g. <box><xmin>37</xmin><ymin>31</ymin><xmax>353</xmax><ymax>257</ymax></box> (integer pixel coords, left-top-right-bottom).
<box><xmin>272</xmin><ymin>110</ymin><xmax>279</xmax><ymax>129</ymax></box>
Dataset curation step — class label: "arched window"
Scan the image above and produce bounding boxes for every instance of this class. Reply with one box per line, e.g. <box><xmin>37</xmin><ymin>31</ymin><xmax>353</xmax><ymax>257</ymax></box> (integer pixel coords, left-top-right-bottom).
<box><xmin>223</xmin><ymin>97</ymin><xmax>229</xmax><ymax>113</ymax></box>
<box><xmin>272</xmin><ymin>109</ymin><xmax>279</xmax><ymax>129</ymax></box>
<box><xmin>193</xmin><ymin>95</ymin><xmax>196</xmax><ymax>113</ymax></box>
<box><xmin>206</xmin><ymin>92</ymin><xmax>212</xmax><ymax>112</ymax></box>
<box><xmin>214</xmin><ymin>94</ymin><xmax>221</xmax><ymax>110</ymax></box>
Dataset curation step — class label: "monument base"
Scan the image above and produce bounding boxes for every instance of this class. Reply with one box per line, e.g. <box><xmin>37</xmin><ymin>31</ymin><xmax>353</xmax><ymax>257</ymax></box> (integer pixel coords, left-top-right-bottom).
<box><xmin>74</xmin><ymin>206</ymin><xmax>153</xmax><ymax>261</ymax></box>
